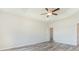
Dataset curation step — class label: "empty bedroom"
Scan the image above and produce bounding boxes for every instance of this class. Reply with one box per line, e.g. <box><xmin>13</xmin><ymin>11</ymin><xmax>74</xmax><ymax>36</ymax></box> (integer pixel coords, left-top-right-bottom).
<box><xmin>0</xmin><ymin>8</ymin><xmax>79</xmax><ymax>51</ymax></box>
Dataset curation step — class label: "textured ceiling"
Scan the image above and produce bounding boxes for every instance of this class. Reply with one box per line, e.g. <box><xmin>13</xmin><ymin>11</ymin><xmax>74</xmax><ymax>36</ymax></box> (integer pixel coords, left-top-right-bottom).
<box><xmin>0</xmin><ymin>8</ymin><xmax>79</xmax><ymax>22</ymax></box>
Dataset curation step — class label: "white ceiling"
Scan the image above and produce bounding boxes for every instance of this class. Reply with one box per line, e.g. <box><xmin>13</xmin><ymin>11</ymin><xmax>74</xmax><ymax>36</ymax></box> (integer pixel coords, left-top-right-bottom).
<box><xmin>0</xmin><ymin>8</ymin><xmax>79</xmax><ymax>22</ymax></box>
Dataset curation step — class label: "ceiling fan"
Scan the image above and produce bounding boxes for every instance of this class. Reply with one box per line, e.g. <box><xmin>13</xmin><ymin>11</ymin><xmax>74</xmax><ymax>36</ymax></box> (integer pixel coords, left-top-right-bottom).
<box><xmin>40</xmin><ymin>8</ymin><xmax>60</xmax><ymax>18</ymax></box>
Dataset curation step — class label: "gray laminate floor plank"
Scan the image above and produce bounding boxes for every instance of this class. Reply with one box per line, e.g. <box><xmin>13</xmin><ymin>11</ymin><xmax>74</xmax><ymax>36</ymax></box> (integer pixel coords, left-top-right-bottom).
<box><xmin>2</xmin><ymin>41</ymin><xmax>79</xmax><ymax>51</ymax></box>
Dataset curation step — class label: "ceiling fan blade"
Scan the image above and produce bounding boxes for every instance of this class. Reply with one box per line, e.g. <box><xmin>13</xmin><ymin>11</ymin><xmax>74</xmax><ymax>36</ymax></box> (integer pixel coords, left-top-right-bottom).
<box><xmin>52</xmin><ymin>13</ymin><xmax>58</xmax><ymax>15</ymax></box>
<box><xmin>52</xmin><ymin>8</ymin><xmax>60</xmax><ymax>12</ymax></box>
<box><xmin>45</xmin><ymin>8</ymin><xmax>48</xmax><ymax>11</ymax></box>
<box><xmin>40</xmin><ymin>13</ymin><xmax>47</xmax><ymax>15</ymax></box>
<box><xmin>46</xmin><ymin>15</ymin><xmax>49</xmax><ymax>18</ymax></box>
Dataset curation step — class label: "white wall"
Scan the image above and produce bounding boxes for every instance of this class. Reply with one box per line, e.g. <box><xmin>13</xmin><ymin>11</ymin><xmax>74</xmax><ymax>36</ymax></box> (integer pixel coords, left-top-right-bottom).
<box><xmin>53</xmin><ymin>19</ymin><xmax>77</xmax><ymax>45</ymax></box>
<box><xmin>45</xmin><ymin>11</ymin><xmax>79</xmax><ymax>46</ymax></box>
<box><xmin>52</xmin><ymin>11</ymin><xmax>79</xmax><ymax>46</ymax></box>
<box><xmin>0</xmin><ymin>12</ymin><xmax>50</xmax><ymax>50</ymax></box>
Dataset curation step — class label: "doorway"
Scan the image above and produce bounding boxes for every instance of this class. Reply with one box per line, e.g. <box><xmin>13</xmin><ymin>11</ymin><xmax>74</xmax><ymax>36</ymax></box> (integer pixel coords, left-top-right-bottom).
<box><xmin>77</xmin><ymin>23</ymin><xmax>79</xmax><ymax>45</ymax></box>
<box><xmin>50</xmin><ymin>28</ymin><xmax>53</xmax><ymax>42</ymax></box>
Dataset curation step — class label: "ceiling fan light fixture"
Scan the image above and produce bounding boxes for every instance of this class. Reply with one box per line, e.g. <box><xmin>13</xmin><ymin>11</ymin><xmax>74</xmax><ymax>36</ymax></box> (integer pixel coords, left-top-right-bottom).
<box><xmin>47</xmin><ymin>13</ymin><xmax>52</xmax><ymax>15</ymax></box>
<box><xmin>41</xmin><ymin>8</ymin><xmax>60</xmax><ymax>18</ymax></box>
